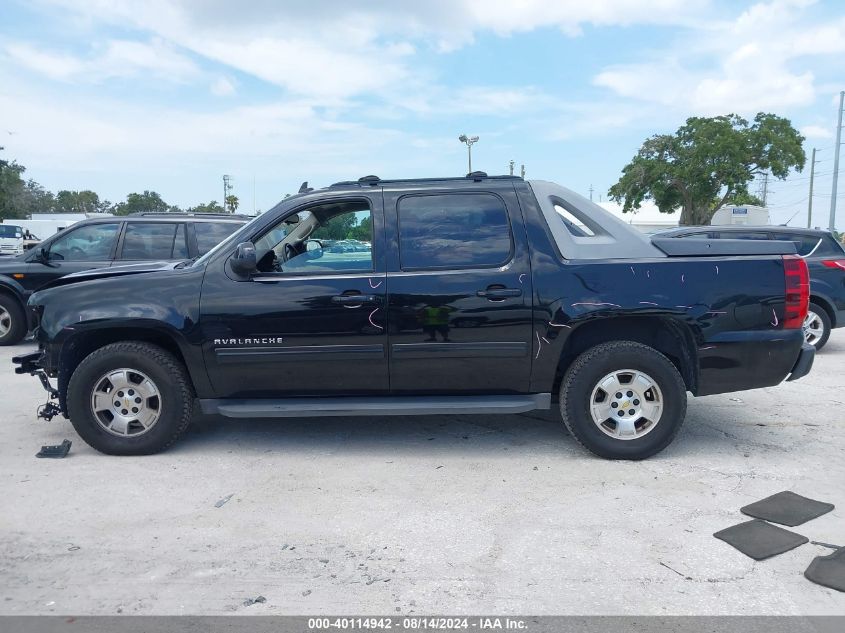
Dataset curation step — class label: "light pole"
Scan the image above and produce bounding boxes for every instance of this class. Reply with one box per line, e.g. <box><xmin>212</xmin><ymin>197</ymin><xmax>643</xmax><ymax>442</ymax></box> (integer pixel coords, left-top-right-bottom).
<box><xmin>458</xmin><ymin>134</ymin><xmax>479</xmax><ymax>174</ymax></box>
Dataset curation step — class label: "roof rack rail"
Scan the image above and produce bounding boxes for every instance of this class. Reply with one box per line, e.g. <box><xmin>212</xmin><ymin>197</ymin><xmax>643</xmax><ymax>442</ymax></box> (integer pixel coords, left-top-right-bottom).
<box><xmin>128</xmin><ymin>212</ymin><xmax>250</xmax><ymax>219</ymax></box>
<box><xmin>328</xmin><ymin>173</ymin><xmax>522</xmax><ymax>188</ymax></box>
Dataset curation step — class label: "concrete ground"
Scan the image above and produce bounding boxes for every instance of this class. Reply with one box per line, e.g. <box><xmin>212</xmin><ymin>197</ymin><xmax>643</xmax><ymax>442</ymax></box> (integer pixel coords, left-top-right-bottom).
<box><xmin>0</xmin><ymin>337</ymin><xmax>844</xmax><ymax>616</ymax></box>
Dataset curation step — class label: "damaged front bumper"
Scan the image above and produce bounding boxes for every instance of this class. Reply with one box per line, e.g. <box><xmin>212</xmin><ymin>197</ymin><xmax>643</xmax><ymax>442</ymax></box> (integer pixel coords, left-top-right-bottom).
<box><xmin>11</xmin><ymin>350</ymin><xmax>43</xmax><ymax>375</ymax></box>
<box><xmin>12</xmin><ymin>350</ymin><xmax>62</xmax><ymax>420</ymax></box>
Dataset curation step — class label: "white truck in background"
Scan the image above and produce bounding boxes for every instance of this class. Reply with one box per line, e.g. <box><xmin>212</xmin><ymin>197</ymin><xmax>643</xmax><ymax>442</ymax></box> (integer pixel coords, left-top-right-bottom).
<box><xmin>0</xmin><ymin>224</ymin><xmax>24</xmax><ymax>256</ymax></box>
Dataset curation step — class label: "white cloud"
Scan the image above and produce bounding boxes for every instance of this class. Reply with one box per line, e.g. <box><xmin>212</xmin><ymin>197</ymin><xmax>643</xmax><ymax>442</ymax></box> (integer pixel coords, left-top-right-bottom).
<box><xmin>3</xmin><ymin>37</ymin><xmax>199</xmax><ymax>83</ymax></box>
<box><xmin>800</xmin><ymin>124</ymin><xmax>833</xmax><ymax>139</ymax></box>
<box><xmin>592</xmin><ymin>0</ymin><xmax>844</xmax><ymax>115</ymax></box>
<box><xmin>210</xmin><ymin>76</ymin><xmax>236</xmax><ymax>97</ymax></box>
<box><xmin>37</xmin><ymin>0</ymin><xmax>711</xmax><ymax>101</ymax></box>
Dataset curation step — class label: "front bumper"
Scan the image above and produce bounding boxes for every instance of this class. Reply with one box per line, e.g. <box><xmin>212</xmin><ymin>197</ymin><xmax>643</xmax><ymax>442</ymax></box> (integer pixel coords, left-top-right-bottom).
<box><xmin>786</xmin><ymin>343</ymin><xmax>815</xmax><ymax>381</ymax></box>
<box><xmin>12</xmin><ymin>350</ymin><xmax>42</xmax><ymax>375</ymax></box>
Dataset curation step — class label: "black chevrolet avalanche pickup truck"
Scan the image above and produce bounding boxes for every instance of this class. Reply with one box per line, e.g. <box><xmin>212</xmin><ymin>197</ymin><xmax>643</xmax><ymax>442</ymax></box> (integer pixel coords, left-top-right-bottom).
<box><xmin>13</xmin><ymin>174</ymin><xmax>815</xmax><ymax>460</ymax></box>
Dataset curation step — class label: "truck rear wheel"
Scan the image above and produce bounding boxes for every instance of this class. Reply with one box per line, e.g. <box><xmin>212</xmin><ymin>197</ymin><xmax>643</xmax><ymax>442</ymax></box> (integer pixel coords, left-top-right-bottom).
<box><xmin>803</xmin><ymin>303</ymin><xmax>831</xmax><ymax>350</ymax></box>
<box><xmin>0</xmin><ymin>294</ymin><xmax>26</xmax><ymax>346</ymax></box>
<box><xmin>559</xmin><ymin>341</ymin><xmax>687</xmax><ymax>460</ymax></box>
<box><xmin>66</xmin><ymin>342</ymin><xmax>194</xmax><ymax>455</ymax></box>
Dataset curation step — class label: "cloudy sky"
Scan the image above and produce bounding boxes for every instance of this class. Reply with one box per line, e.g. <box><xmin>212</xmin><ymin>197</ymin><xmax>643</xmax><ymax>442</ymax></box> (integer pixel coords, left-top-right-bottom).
<box><xmin>1</xmin><ymin>0</ymin><xmax>843</xmax><ymax>227</ymax></box>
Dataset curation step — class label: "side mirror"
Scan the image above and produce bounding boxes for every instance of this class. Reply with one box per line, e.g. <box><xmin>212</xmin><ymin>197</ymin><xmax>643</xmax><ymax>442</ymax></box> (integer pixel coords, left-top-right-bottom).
<box><xmin>305</xmin><ymin>239</ymin><xmax>324</xmax><ymax>258</ymax></box>
<box><xmin>229</xmin><ymin>241</ymin><xmax>257</xmax><ymax>276</ymax></box>
<box><xmin>36</xmin><ymin>247</ymin><xmax>50</xmax><ymax>263</ymax></box>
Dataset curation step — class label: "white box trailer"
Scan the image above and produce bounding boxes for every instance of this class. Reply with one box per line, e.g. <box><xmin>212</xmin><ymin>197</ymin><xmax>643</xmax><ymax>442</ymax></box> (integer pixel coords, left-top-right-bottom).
<box><xmin>4</xmin><ymin>218</ymin><xmax>80</xmax><ymax>246</ymax></box>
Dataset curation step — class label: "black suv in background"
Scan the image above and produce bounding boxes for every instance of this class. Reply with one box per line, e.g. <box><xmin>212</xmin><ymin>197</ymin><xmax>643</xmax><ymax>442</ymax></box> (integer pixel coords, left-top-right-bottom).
<box><xmin>661</xmin><ymin>225</ymin><xmax>845</xmax><ymax>350</ymax></box>
<box><xmin>0</xmin><ymin>213</ymin><xmax>248</xmax><ymax>345</ymax></box>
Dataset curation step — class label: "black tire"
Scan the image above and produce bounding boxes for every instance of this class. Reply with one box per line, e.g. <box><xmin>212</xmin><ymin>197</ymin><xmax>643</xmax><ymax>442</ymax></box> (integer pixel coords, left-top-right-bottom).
<box><xmin>805</xmin><ymin>302</ymin><xmax>831</xmax><ymax>350</ymax></box>
<box><xmin>0</xmin><ymin>293</ymin><xmax>27</xmax><ymax>346</ymax></box>
<box><xmin>66</xmin><ymin>342</ymin><xmax>194</xmax><ymax>455</ymax></box>
<box><xmin>560</xmin><ymin>341</ymin><xmax>687</xmax><ymax>460</ymax></box>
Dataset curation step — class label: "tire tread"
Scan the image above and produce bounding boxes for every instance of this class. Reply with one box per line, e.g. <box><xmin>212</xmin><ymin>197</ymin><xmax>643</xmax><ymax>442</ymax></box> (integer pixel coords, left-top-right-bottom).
<box><xmin>559</xmin><ymin>340</ymin><xmax>687</xmax><ymax>460</ymax></box>
<box><xmin>66</xmin><ymin>341</ymin><xmax>193</xmax><ymax>455</ymax></box>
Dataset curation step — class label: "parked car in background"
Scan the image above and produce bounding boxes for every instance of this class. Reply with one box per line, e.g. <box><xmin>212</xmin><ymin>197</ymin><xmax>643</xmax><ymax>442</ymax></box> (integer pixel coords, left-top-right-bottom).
<box><xmin>660</xmin><ymin>225</ymin><xmax>845</xmax><ymax>350</ymax></box>
<box><xmin>0</xmin><ymin>224</ymin><xmax>24</xmax><ymax>256</ymax></box>
<box><xmin>22</xmin><ymin>230</ymin><xmax>42</xmax><ymax>251</ymax></box>
<box><xmin>0</xmin><ymin>213</ymin><xmax>248</xmax><ymax>345</ymax></box>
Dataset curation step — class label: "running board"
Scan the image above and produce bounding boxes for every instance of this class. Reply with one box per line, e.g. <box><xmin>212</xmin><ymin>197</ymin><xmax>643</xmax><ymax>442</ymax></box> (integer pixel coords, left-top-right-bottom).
<box><xmin>199</xmin><ymin>394</ymin><xmax>551</xmax><ymax>418</ymax></box>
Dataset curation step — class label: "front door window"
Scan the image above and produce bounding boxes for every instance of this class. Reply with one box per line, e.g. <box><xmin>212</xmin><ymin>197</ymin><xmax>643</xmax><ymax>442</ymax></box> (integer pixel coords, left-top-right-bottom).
<box><xmin>253</xmin><ymin>201</ymin><xmax>373</xmax><ymax>275</ymax></box>
<box><xmin>49</xmin><ymin>223</ymin><xmax>120</xmax><ymax>261</ymax></box>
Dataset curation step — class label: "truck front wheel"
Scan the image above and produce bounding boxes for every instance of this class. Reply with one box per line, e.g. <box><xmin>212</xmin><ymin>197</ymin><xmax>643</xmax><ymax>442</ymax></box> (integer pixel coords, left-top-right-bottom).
<box><xmin>66</xmin><ymin>342</ymin><xmax>194</xmax><ymax>455</ymax></box>
<box><xmin>559</xmin><ymin>341</ymin><xmax>687</xmax><ymax>460</ymax></box>
<box><xmin>0</xmin><ymin>294</ymin><xmax>26</xmax><ymax>346</ymax></box>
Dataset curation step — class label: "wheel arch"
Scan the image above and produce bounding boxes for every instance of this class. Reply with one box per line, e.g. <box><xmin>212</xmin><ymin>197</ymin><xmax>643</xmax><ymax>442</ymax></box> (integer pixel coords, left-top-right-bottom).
<box><xmin>0</xmin><ymin>279</ymin><xmax>27</xmax><ymax>313</ymax></box>
<box><xmin>56</xmin><ymin>326</ymin><xmax>199</xmax><ymax>414</ymax></box>
<box><xmin>553</xmin><ymin>316</ymin><xmax>698</xmax><ymax>396</ymax></box>
<box><xmin>809</xmin><ymin>294</ymin><xmax>836</xmax><ymax>327</ymax></box>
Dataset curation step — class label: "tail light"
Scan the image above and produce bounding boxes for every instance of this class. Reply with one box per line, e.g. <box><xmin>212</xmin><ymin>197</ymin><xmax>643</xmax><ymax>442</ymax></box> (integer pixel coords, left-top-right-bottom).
<box><xmin>821</xmin><ymin>259</ymin><xmax>845</xmax><ymax>271</ymax></box>
<box><xmin>782</xmin><ymin>255</ymin><xmax>809</xmax><ymax>329</ymax></box>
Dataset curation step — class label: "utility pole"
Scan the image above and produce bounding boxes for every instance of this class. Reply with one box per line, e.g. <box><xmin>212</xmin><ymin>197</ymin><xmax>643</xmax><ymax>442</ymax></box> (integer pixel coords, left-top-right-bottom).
<box><xmin>760</xmin><ymin>172</ymin><xmax>769</xmax><ymax>206</ymax></box>
<box><xmin>509</xmin><ymin>160</ymin><xmax>515</xmax><ymax>176</ymax></box>
<box><xmin>589</xmin><ymin>184</ymin><xmax>594</xmax><ymax>202</ymax></box>
<box><xmin>458</xmin><ymin>134</ymin><xmax>479</xmax><ymax>173</ymax></box>
<box><xmin>830</xmin><ymin>90</ymin><xmax>844</xmax><ymax>232</ymax></box>
<box><xmin>807</xmin><ymin>148</ymin><xmax>819</xmax><ymax>228</ymax></box>
<box><xmin>222</xmin><ymin>174</ymin><xmax>232</xmax><ymax>214</ymax></box>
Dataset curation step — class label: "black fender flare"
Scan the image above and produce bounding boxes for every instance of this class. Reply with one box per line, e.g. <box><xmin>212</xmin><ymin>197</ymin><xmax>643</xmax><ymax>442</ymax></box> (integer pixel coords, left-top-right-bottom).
<box><xmin>0</xmin><ymin>275</ymin><xmax>28</xmax><ymax>312</ymax></box>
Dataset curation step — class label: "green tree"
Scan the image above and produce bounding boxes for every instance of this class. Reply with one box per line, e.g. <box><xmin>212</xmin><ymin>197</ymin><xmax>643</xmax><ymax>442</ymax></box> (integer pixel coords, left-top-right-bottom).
<box><xmin>186</xmin><ymin>200</ymin><xmax>225</xmax><ymax>214</ymax></box>
<box><xmin>609</xmin><ymin>113</ymin><xmax>805</xmax><ymax>225</ymax></box>
<box><xmin>54</xmin><ymin>189</ymin><xmax>109</xmax><ymax>214</ymax></box>
<box><xmin>0</xmin><ymin>147</ymin><xmax>28</xmax><ymax>220</ymax></box>
<box><xmin>113</xmin><ymin>190</ymin><xmax>170</xmax><ymax>216</ymax></box>
<box><xmin>312</xmin><ymin>213</ymin><xmax>357</xmax><ymax>240</ymax></box>
<box><xmin>347</xmin><ymin>214</ymin><xmax>372</xmax><ymax>241</ymax></box>
<box><xmin>225</xmin><ymin>194</ymin><xmax>239</xmax><ymax>213</ymax></box>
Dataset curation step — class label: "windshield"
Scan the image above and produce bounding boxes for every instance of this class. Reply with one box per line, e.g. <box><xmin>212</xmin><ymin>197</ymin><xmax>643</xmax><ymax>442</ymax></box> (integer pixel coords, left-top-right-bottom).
<box><xmin>0</xmin><ymin>225</ymin><xmax>21</xmax><ymax>238</ymax></box>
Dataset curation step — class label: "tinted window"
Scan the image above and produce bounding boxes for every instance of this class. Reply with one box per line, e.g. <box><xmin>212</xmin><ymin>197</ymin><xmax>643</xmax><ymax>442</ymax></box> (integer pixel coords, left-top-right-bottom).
<box><xmin>398</xmin><ymin>193</ymin><xmax>512</xmax><ymax>270</ymax></box>
<box><xmin>719</xmin><ymin>231</ymin><xmax>770</xmax><ymax>240</ymax></box>
<box><xmin>120</xmin><ymin>223</ymin><xmax>180</xmax><ymax>260</ymax></box>
<box><xmin>195</xmin><ymin>222</ymin><xmax>243</xmax><ymax>255</ymax></box>
<box><xmin>815</xmin><ymin>235</ymin><xmax>845</xmax><ymax>257</ymax></box>
<box><xmin>677</xmin><ymin>232</ymin><xmax>713</xmax><ymax>239</ymax></box>
<box><xmin>49</xmin><ymin>223</ymin><xmax>120</xmax><ymax>261</ymax></box>
<box><xmin>769</xmin><ymin>232</ymin><xmax>822</xmax><ymax>256</ymax></box>
<box><xmin>173</xmin><ymin>224</ymin><xmax>189</xmax><ymax>259</ymax></box>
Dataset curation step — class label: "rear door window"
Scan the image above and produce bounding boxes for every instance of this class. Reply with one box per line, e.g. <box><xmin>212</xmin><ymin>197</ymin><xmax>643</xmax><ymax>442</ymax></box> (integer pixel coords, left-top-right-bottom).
<box><xmin>120</xmin><ymin>223</ymin><xmax>180</xmax><ymax>260</ymax></box>
<box><xmin>397</xmin><ymin>193</ymin><xmax>512</xmax><ymax>270</ymax></box>
<box><xmin>195</xmin><ymin>222</ymin><xmax>243</xmax><ymax>255</ymax></box>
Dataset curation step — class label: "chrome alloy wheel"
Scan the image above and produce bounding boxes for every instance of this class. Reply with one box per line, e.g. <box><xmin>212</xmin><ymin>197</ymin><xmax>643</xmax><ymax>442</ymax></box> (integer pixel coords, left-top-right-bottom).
<box><xmin>589</xmin><ymin>369</ymin><xmax>664</xmax><ymax>440</ymax></box>
<box><xmin>0</xmin><ymin>306</ymin><xmax>10</xmax><ymax>338</ymax></box>
<box><xmin>90</xmin><ymin>368</ymin><xmax>162</xmax><ymax>437</ymax></box>
<box><xmin>803</xmin><ymin>310</ymin><xmax>825</xmax><ymax>347</ymax></box>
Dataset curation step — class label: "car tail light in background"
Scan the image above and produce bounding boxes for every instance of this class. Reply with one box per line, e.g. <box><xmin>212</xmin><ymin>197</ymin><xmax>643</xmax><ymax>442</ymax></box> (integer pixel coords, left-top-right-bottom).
<box><xmin>821</xmin><ymin>259</ymin><xmax>845</xmax><ymax>271</ymax></box>
<box><xmin>782</xmin><ymin>255</ymin><xmax>809</xmax><ymax>329</ymax></box>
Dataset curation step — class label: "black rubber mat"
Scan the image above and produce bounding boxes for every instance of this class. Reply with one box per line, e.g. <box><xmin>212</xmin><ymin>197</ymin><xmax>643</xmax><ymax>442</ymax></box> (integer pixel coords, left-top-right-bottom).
<box><xmin>713</xmin><ymin>519</ymin><xmax>808</xmax><ymax>560</ymax></box>
<box><xmin>740</xmin><ymin>491</ymin><xmax>834</xmax><ymax>527</ymax></box>
<box><xmin>805</xmin><ymin>546</ymin><xmax>845</xmax><ymax>592</ymax></box>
